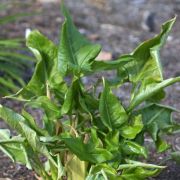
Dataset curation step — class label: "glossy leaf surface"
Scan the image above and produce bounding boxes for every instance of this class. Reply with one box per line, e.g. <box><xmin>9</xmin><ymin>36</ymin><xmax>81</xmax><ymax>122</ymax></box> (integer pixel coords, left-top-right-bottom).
<box><xmin>99</xmin><ymin>79</ymin><xmax>128</xmax><ymax>130</ymax></box>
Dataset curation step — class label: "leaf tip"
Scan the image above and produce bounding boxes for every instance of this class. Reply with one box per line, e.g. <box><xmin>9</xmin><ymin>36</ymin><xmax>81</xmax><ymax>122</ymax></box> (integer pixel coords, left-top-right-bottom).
<box><xmin>60</xmin><ymin>0</ymin><xmax>70</xmax><ymax>20</ymax></box>
<box><xmin>102</xmin><ymin>77</ymin><xmax>106</xmax><ymax>87</ymax></box>
<box><xmin>162</xmin><ymin>16</ymin><xmax>176</xmax><ymax>32</ymax></box>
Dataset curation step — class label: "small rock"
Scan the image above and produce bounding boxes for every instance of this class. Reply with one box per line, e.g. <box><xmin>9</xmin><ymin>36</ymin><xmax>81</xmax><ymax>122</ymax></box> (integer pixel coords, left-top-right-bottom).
<box><xmin>141</xmin><ymin>11</ymin><xmax>156</xmax><ymax>32</ymax></box>
<box><xmin>96</xmin><ymin>51</ymin><xmax>112</xmax><ymax>61</ymax></box>
<box><xmin>88</xmin><ymin>34</ymin><xmax>100</xmax><ymax>41</ymax></box>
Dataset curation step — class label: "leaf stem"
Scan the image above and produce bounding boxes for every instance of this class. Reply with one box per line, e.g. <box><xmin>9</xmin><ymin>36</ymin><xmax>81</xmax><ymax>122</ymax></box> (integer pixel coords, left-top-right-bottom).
<box><xmin>46</xmin><ymin>81</ymin><xmax>51</xmax><ymax>100</ymax></box>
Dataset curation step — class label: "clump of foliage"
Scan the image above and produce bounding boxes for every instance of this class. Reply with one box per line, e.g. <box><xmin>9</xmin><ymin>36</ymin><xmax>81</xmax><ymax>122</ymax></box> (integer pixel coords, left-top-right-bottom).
<box><xmin>0</xmin><ymin>2</ymin><xmax>34</xmax><ymax>96</ymax></box>
<box><xmin>0</xmin><ymin>38</ymin><xmax>34</xmax><ymax>96</ymax></box>
<box><xmin>0</xmin><ymin>3</ymin><xmax>180</xmax><ymax>180</ymax></box>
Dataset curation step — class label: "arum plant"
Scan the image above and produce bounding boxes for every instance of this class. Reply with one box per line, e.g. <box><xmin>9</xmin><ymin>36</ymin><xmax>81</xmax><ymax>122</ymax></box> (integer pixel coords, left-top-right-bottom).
<box><xmin>0</xmin><ymin>3</ymin><xmax>180</xmax><ymax>180</ymax></box>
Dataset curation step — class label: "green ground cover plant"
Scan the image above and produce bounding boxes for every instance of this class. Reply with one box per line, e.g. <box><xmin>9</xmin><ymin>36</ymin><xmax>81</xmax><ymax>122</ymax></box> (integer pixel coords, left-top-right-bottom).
<box><xmin>0</xmin><ymin>38</ymin><xmax>34</xmax><ymax>96</ymax></box>
<box><xmin>0</xmin><ymin>3</ymin><xmax>180</xmax><ymax>180</ymax></box>
<box><xmin>0</xmin><ymin>2</ymin><xmax>35</xmax><ymax>96</ymax></box>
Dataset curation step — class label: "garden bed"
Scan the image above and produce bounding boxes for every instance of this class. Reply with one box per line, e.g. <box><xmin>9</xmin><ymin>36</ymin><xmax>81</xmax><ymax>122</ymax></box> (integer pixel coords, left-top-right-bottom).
<box><xmin>0</xmin><ymin>0</ymin><xmax>180</xmax><ymax>179</ymax></box>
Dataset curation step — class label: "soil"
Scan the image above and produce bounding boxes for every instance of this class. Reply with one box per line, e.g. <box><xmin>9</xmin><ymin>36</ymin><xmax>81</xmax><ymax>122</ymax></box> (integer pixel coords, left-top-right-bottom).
<box><xmin>0</xmin><ymin>0</ymin><xmax>180</xmax><ymax>179</ymax></box>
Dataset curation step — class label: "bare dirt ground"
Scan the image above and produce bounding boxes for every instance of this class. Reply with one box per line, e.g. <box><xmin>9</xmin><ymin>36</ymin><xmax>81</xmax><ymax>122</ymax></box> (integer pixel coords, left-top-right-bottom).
<box><xmin>0</xmin><ymin>0</ymin><xmax>180</xmax><ymax>179</ymax></box>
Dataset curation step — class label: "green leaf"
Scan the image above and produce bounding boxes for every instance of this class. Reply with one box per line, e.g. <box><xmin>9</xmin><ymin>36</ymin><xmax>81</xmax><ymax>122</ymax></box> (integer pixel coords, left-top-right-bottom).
<box><xmin>118</xmin><ymin>160</ymin><xmax>165</xmax><ymax>179</ymax></box>
<box><xmin>17</xmin><ymin>30</ymin><xmax>66</xmax><ymax>99</ymax></box>
<box><xmin>0</xmin><ymin>77</ymin><xmax>19</xmax><ymax>93</ymax></box>
<box><xmin>0</xmin><ymin>63</ymin><xmax>26</xmax><ymax>87</ymax></box>
<box><xmin>48</xmin><ymin>155</ymin><xmax>64</xmax><ymax>180</ymax></box>
<box><xmin>99</xmin><ymin>79</ymin><xmax>128</xmax><ymax>130</ymax></box>
<box><xmin>171</xmin><ymin>151</ymin><xmax>180</xmax><ymax>164</ymax></box>
<box><xmin>21</xmin><ymin>109</ymin><xmax>47</xmax><ymax>136</ymax></box>
<box><xmin>122</xmin><ymin>18</ymin><xmax>179</xmax><ymax>111</ymax></box>
<box><xmin>25</xmin><ymin>96</ymin><xmax>61</xmax><ymax>135</ymax></box>
<box><xmin>86</xmin><ymin>170</ymin><xmax>109</xmax><ymax>180</ymax></box>
<box><xmin>63</xmin><ymin>135</ymin><xmax>113</xmax><ymax>163</ymax></box>
<box><xmin>91</xmin><ymin>55</ymin><xmax>133</xmax><ymax>72</ymax></box>
<box><xmin>86</xmin><ymin>164</ymin><xmax>117</xmax><ymax>180</ymax></box>
<box><xmin>0</xmin><ymin>129</ymin><xmax>25</xmax><ymax>144</ymax></box>
<box><xmin>25</xmin><ymin>96</ymin><xmax>60</xmax><ymax>120</ymax></box>
<box><xmin>155</xmin><ymin>136</ymin><xmax>170</xmax><ymax>153</ymax></box>
<box><xmin>118</xmin><ymin>159</ymin><xmax>166</xmax><ymax>170</ymax></box>
<box><xmin>122</xmin><ymin>141</ymin><xmax>147</xmax><ymax>158</ymax></box>
<box><xmin>66</xmin><ymin>154</ymin><xmax>87</xmax><ymax>180</ymax></box>
<box><xmin>105</xmin><ymin>131</ymin><xmax>119</xmax><ymax>152</ymax></box>
<box><xmin>0</xmin><ymin>12</ymin><xmax>36</xmax><ymax>25</ymax></box>
<box><xmin>0</xmin><ymin>36</ymin><xmax>34</xmax><ymax>96</ymax></box>
<box><xmin>58</xmin><ymin>3</ymin><xmax>101</xmax><ymax>76</ymax></box>
<box><xmin>61</xmin><ymin>83</ymin><xmax>74</xmax><ymax>115</ymax></box>
<box><xmin>0</xmin><ymin>129</ymin><xmax>31</xmax><ymax>169</ymax></box>
<box><xmin>61</xmin><ymin>78</ymin><xmax>89</xmax><ymax>116</ymax></box>
<box><xmin>118</xmin><ymin>17</ymin><xmax>176</xmax><ymax>84</ymax></box>
<box><xmin>120</xmin><ymin>167</ymin><xmax>160</xmax><ymax>180</ymax></box>
<box><xmin>0</xmin><ymin>51</ymin><xmax>34</xmax><ymax>63</ymax></box>
<box><xmin>146</xmin><ymin>89</ymin><xmax>166</xmax><ymax>103</ymax></box>
<box><xmin>84</xmin><ymin>93</ymin><xmax>99</xmax><ymax>111</ymax></box>
<box><xmin>61</xmin><ymin>78</ymin><xmax>80</xmax><ymax>115</ymax></box>
<box><xmin>0</xmin><ymin>129</ymin><xmax>10</xmax><ymax>139</ymax></box>
<box><xmin>0</xmin><ymin>104</ymin><xmax>25</xmax><ymax>132</ymax></box>
<box><xmin>136</xmin><ymin>104</ymin><xmax>176</xmax><ymax>141</ymax></box>
<box><xmin>120</xmin><ymin>115</ymin><xmax>143</xmax><ymax>139</ymax></box>
<box><xmin>18</xmin><ymin>122</ymin><xmax>47</xmax><ymax>154</ymax></box>
<box><xmin>0</xmin><ymin>105</ymin><xmax>56</xmax><ymax>167</ymax></box>
<box><xmin>128</xmin><ymin>77</ymin><xmax>180</xmax><ymax>111</ymax></box>
<box><xmin>57</xmin><ymin>154</ymin><xmax>64</xmax><ymax>179</ymax></box>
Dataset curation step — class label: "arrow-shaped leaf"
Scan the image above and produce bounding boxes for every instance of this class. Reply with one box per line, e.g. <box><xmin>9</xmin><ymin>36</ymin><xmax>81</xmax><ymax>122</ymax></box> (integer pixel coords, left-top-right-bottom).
<box><xmin>99</xmin><ymin>79</ymin><xmax>128</xmax><ymax>130</ymax></box>
<box><xmin>58</xmin><ymin>3</ymin><xmax>101</xmax><ymax>76</ymax></box>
